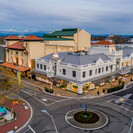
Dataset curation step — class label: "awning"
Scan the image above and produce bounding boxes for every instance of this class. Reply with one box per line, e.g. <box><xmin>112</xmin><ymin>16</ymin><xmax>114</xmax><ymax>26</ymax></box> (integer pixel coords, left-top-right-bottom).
<box><xmin>0</xmin><ymin>62</ymin><xmax>30</xmax><ymax>72</ymax></box>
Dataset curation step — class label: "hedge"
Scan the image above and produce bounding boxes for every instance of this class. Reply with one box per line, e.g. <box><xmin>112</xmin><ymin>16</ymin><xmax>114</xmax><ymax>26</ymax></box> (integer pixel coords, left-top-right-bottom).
<box><xmin>44</xmin><ymin>87</ymin><xmax>54</xmax><ymax>93</ymax></box>
<box><xmin>107</xmin><ymin>82</ymin><xmax>124</xmax><ymax>93</ymax></box>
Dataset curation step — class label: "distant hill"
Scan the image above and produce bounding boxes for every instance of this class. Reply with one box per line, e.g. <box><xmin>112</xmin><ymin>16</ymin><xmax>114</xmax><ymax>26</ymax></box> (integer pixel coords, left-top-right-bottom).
<box><xmin>0</xmin><ymin>31</ymin><xmax>47</xmax><ymax>37</ymax></box>
<box><xmin>91</xmin><ymin>34</ymin><xmax>133</xmax><ymax>38</ymax></box>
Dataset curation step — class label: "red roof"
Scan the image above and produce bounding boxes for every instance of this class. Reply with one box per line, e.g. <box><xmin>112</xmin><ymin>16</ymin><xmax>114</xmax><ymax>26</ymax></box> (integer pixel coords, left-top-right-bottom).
<box><xmin>22</xmin><ymin>35</ymin><xmax>42</xmax><ymax>41</ymax></box>
<box><xmin>4</xmin><ymin>35</ymin><xmax>20</xmax><ymax>40</ymax></box>
<box><xmin>6</xmin><ymin>42</ymin><xmax>25</xmax><ymax>50</ymax></box>
<box><xmin>93</xmin><ymin>40</ymin><xmax>116</xmax><ymax>45</ymax></box>
<box><xmin>0</xmin><ymin>62</ymin><xmax>30</xmax><ymax>72</ymax></box>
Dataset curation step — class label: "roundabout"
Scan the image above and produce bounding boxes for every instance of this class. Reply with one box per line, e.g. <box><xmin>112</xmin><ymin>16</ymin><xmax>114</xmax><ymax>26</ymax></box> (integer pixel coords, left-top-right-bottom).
<box><xmin>65</xmin><ymin>108</ymin><xmax>108</xmax><ymax>130</ymax></box>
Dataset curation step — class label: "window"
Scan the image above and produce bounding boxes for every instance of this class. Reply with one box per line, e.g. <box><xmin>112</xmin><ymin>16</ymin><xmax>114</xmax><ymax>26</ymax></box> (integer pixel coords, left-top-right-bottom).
<box><xmin>83</xmin><ymin>71</ymin><xmax>86</xmax><ymax>78</ymax></box>
<box><xmin>89</xmin><ymin>70</ymin><xmax>92</xmax><ymax>76</ymax></box>
<box><xmin>106</xmin><ymin>66</ymin><xmax>108</xmax><ymax>71</ymax></box>
<box><xmin>95</xmin><ymin>69</ymin><xmax>97</xmax><ymax>74</ymax></box>
<box><xmin>102</xmin><ymin>67</ymin><xmax>104</xmax><ymax>72</ymax></box>
<box><xmin>72</xmin><ymin>71</ymin><xmax>76</xmax><ymax>77</ymax></box>
<box><xmin>40</xmin><ymin>64</ymin><xmax>42</xmax><ymax>69</ymax></box>
<box><xmin>98</xmin><ymin>68</ymin><xmax>101</xmax><ymax>73</ymax></box>
<box><xmin>63</xmin><ymin>69</ymin><xmax>66</xmax><ymax>75</ymax></box>
<box><xmin>37</xmin><ymin>64</ymin><xmax>39</xmax><ymax>69</ymax></box>
<box><xmin>44</xmin><ymin>65</ymin><xmax>46</xmax><ymax>70</ymax></box>
<box><xmin>16</xmin><ymin>52</ymin><xmax>18</xmax><ymax>54</ymax></box>
<box><xmin>105</xmin><ymin>46</ymin><xmax>106</xmax><ymax>47</ymax></box>
<box><xmin>110</xmin><ymin>65</ymin><xmax>113</xmax><ymax>70</ymax></box>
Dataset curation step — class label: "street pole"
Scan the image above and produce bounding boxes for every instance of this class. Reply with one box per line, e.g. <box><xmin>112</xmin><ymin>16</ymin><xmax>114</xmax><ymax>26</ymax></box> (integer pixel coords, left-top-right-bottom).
<box><xmin>41</xmin><ymin>110</ymin><xmax>58</xmax><ymax>133</ymax></box>
<box><xmin>110</xmin><ymin>65</ymin><xmax>113</xmax><ymax>88</ymax></box>
<box><xmin>128</xmin><ymin>117</ymin><xmax>133</xmax><ymax>133</ymax></box>
<box><xmin>17</xmin><ymin>70</ymin><xmax>21</xmax><ymax>103</ymax></box>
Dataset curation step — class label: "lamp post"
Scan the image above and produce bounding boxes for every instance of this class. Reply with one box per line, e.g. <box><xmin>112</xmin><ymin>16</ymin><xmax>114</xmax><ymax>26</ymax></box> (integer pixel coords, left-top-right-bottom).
<box><xmin>16</xmin><ymin>66</ymin><xmax>22</xmax><ymax>104</ymax></box>
<box><xmin>41</xmin><ymin>110</ymin><xmax>58</xmax><ymax>133</ymax></box>
<box><xmin>110</xmin><ymin>65</ymin><xmax>113</xmax><ymax>88</ymax></box>
<box><xmin>47</xmin><ymin>69</ymin><xmax>54</xmax><ymax>90</ymax></box>
<box><xmin>128</xmin><ymin>117</ymin><xmax>133</xmax><ymax>133</ymax></box>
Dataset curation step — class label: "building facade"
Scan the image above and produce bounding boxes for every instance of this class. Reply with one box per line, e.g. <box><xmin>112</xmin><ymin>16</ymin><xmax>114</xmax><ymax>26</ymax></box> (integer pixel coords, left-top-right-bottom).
<box><xmin>33</xmin><ymin>51</ymin><xmax>115</xmax><ymax>94</ymax></box>
<box><xmin>43</xmin><ymin>28</ymin><xmax>91</xmax><ymax>55</ymax></box>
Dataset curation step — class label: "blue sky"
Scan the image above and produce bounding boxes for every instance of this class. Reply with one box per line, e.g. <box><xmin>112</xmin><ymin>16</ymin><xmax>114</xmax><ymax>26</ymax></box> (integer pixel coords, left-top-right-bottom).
<box><xmin>0</xmin><ymin>0</ymin><xmax>133</xmax><ymax>34</ymax></box>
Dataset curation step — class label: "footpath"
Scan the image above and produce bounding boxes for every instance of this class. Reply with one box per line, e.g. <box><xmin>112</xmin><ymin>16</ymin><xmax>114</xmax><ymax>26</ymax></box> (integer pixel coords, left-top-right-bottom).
<box><xmin>22</xmin><ymin>74</ymin><xmax>133</xmax><ymax>98</ymax></box>
<box><xmin>0</xmin><ymin>100</ymin><xmax>31</xmax><ymax>133</ymax></box>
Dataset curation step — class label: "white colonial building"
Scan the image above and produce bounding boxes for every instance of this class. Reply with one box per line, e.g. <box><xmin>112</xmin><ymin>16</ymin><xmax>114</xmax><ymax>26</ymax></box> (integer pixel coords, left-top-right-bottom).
<box><xmin>33</xmin><ymin>50</ymin><xmax>116</xmax><ymax>94</ymax></box>
<box><xmin>90</xmin><ymin>41</ymin><xmax>133</xmax><ymax>75</ymax></box>
<box><xmin>33</xmin><ymin>40</ymin><xmax>133</xmax><ymax>94</ymax></box>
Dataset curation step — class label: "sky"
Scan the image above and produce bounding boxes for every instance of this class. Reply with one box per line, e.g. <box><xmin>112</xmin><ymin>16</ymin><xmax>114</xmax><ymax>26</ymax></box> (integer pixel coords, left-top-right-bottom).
<box><xmin>0</xmin><ymin>0</ymin><xmax>133</xmax><ymax>35</ymax></box>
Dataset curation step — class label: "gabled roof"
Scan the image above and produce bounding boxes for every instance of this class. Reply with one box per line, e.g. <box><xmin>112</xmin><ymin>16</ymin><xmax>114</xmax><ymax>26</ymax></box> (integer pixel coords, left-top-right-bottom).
<box><xmin>40</xmin><ymin>52</ymin><xmax>111</xmax><ymax>65</ymax></box>
<box><xmin>48</xmin><ymin>28</ymin><xmax>78</xmax><ymax>36</ymax></box>
<box><xmin>22</xmin><ymin>35</ymin><xmax>43</xmax><ymax>41</ymax></box>
<box><xmin>6</xmin><ymin>42</ymin><xmax>25</xmax><ymax>50</ymax></box>
<box><xmin>4</xmin><ymin>35</ymin><xmax>20</xmax><ymax>40</ymax></box>
<box><xmin>93</xmin><ymin>40</ymin><xmax>116</xmax><ymax>45</ymax></box>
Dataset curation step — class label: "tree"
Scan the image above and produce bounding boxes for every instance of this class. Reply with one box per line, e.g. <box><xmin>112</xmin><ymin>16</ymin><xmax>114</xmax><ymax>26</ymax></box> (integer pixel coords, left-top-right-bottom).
<box><xmin>0</xmin><ymin>66</ymin><xmax>22</xmax><ymax>106</ymax></box>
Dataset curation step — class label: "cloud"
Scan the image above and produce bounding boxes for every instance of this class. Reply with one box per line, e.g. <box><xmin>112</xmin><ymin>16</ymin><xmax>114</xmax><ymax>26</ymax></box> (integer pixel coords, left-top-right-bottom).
<box><xmin>0</xmin><ymin>0</ymin><xmax>132</xmax><ymax>34</ymax></box>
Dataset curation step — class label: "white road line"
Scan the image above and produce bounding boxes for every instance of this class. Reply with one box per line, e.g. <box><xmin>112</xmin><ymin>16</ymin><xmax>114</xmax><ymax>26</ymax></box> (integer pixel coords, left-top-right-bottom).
<box><xmin>107</xmin><ymin>99</ymin><xmax>133</xmax><ymax>113</ymax></box>
<box><xmin>28</xmin><ymin>125</ymin><xmax>36</xmax><ymax>133</ymax></box>
<box><xmin>22</xmin><ymin>128</ymin><xmax>30</xmax><ymax>133</ymax></box>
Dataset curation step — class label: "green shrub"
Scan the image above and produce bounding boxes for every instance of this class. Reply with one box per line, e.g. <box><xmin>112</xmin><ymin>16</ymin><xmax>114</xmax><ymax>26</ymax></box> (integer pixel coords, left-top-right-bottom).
<box><xmin>107</xmin><ymin>84</ymin><xmax>124</xmax><ymax>93</ymax></box>
<box><xmin>59</xmin><ymin>84</ymin><xmax>65</xmax><ymax>88</ymax></box>
<box><xmin>73</xmin><ymin>85</ymin><xmax>78</xmax><ymax>88</ymax></box>
<box><xmin>44</xmin><ymin>87</ymin><xmax>49</xmax><ymax>92</ymax></box>
<box><xmin>44</xmin><ymin>87</ymin><xmax>54</xmax><ymax>93</ymax></box>
<box><xmin>49</xmin><ymin>89</ymin><xmax>54</xmax><ymax>93</ymax></box>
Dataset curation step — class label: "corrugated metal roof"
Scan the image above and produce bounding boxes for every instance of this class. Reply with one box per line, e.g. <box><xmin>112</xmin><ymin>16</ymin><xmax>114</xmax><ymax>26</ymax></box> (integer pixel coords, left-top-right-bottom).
<box><xmin>48</xmin><ymin>28</ymin><xmax>78</xmax><ymax>36</ymax></box>
<box><xmin>122</xmin><ymin>47</ymin><xmax>133</xmax><ymax>57</ymax></box>
<box><xmin>39</xmin><ymin>52</ymin><xmax>111</xmax><ymax>65</ymax></box>
<box><xmin>43</xmin><ymin>37</ymin><xmax>73</xmax><ymax>41</ymax></box>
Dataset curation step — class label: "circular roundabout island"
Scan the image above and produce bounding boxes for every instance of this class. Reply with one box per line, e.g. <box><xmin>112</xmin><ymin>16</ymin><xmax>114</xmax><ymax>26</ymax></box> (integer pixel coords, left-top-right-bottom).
<box><xmin>65</xmin><ymin>108</ymin><xmax>108</xmax><ymax>130</ymax></box>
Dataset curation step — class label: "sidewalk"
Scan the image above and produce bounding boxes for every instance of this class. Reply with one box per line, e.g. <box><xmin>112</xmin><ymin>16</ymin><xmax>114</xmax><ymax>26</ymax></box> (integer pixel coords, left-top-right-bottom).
<box><xmin>22</xmin><ymin>74</ymin><xmax>133</xmax><ymax>98</ymax></box>
<box><xmin>0</xmin><ymin>100</ymin><xmax>31</xmax><ymax>133</ymax></box>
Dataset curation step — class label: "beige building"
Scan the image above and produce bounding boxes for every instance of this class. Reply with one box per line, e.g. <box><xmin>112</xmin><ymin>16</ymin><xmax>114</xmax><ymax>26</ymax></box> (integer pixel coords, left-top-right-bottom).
<box><xmin>1</xmin><ymin>28</ymin><xmax>91</xmax><ymax>76</ymax></box>
<box><xmin>43</xmin><ymin>28</ymin><xmax>91</xmax><ymax>55</ymax></box>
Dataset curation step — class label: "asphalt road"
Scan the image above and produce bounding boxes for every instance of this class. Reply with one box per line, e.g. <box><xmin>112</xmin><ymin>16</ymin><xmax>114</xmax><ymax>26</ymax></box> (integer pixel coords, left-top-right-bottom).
<box><xmin>19</xmin><ymin>86</ymin><xmax>133</xmax><ymax>133</ymax></box>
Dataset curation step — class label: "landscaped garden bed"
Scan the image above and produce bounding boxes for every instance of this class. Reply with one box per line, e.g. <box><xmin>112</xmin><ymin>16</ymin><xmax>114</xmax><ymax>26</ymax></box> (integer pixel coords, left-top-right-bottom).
<box><xmin>74</xmin><ymin>111</ymin><xmax>99</xmax><ymax>124</ymax></box>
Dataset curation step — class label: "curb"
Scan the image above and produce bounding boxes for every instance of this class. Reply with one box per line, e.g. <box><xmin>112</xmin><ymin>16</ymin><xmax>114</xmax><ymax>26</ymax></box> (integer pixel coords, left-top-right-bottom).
<box><xmin>65</xmin><ymin>108</ymin><xmax>108</xmax><ymax>130</ymax></box>
<box><xmin>15</xmin><ymin>98</ymin><xmax>33</xmax><ymax>133</ymax></box>
<box><xmin>22</xmin><ymin>80</ymin><xmax>73</xmax><ymax>99</ymax></box>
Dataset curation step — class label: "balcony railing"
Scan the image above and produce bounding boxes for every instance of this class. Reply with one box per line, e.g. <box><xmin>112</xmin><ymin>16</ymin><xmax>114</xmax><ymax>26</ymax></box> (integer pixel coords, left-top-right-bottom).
<box><xmin>118</xmin><ymin>67</ymin><xmax>131</xmax><ymax>74</ymax></box>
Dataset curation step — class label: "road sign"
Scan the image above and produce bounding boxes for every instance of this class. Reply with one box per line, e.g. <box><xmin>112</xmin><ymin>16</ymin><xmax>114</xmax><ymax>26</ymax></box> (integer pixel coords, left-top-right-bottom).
<box><xmin>82</xmin><ymin>104</ymin><xmax>87</xmax><ymax>110</ymax></box>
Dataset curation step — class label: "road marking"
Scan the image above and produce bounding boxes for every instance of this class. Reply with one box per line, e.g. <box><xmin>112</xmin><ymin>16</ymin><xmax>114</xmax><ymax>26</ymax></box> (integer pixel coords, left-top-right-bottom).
<box><xmin>28</xmin><ymin>125</ymin><xmax>36</xmax><ymax>133</ymax></box>
<box><xmin>107</xmin><ymin>99</ymin><xmax>133</xmax><ymax>113</ymax></box>
<box><xmin>42</xmin><ymin>99</ymin><xmax>48</xmax><ymax>101</ymax></box>
<box><xmin>22</xmin><ymin>128</ymin><xmax>30</xmax><ymax>133</ymax></box>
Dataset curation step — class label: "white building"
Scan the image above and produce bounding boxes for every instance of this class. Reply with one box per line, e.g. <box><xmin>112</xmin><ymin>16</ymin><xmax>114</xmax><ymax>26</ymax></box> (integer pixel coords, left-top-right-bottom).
<box><xmin>90</xmin><ymin>41</ymin><xmax>133</xmax><ymax>74</ymax></box>
<box><xmin>33</xmin><ymin>51</ymin><xmax>116</xmax><ymax>94</ymax></box>
<box><xmin>33</xmin><ymin>40</ymin><xmax>133</xmax><ymax>94</ymax></box>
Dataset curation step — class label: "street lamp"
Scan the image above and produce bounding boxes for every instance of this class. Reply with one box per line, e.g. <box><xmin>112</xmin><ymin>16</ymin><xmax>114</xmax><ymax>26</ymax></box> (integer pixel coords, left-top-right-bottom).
<box><xmin>47</xmin><ymin>68</ymin><xmax>54</xmax><ymax>89</ymax></box>
<box><xmin>41</xmin><ymin>110</ymin><xmax>58</xmax><ymax>133</ymax></box>
<box><xmin>110</xmin><ymin>65</ymin><xmax>113</xmax><ymax>88</ymax></box>
<box><xmin>128</xmin><ymin>117</ymin><xmax>133</xmax><ymax>133</ymax></box>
